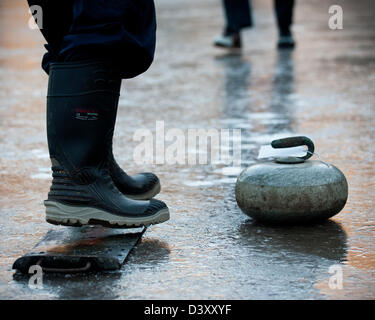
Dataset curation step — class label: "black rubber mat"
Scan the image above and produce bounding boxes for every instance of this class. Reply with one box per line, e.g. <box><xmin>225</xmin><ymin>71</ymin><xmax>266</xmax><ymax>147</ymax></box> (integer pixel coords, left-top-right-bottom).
<box><xmin>12</xmin><ymin>225</ymin><xmax>146</xmax><ymax>274</ymax></box>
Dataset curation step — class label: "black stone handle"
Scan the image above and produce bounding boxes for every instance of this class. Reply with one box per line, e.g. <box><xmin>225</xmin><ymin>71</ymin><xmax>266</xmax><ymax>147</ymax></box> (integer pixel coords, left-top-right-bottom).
<box><xmin>271</xmin><ymin>136</ymin><xmax>315</xmax><ymax>160</ymax></box>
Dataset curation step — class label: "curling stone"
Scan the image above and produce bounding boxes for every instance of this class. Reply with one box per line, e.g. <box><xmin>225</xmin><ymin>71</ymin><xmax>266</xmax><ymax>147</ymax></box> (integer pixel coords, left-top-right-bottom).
<box><xmin>235</xmin><ymin>136</ymin><xmax>348</xmax><ymax>224</ymax></box>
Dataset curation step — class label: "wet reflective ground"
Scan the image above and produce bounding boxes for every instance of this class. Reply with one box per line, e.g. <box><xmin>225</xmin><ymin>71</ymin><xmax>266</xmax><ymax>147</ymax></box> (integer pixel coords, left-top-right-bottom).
<box><xmin>1</xmin><ymin>0</ymin><xmax>375</xmax><ymax>299</ymax></box>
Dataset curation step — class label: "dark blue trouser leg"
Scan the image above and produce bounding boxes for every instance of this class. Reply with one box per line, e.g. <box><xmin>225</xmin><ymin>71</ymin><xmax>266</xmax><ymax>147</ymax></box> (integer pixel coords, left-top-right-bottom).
<box><xmin>27</xmin><ymin>0</ymin><xmax>74</xmax><ymax>72</ymax></box>
<box><xmin>222</xmin><ymin>0</ymin><xmax>295</xmax><ymax>36</ymax></box>
<box><xmin>223</xmin><ymin>0</ymin><xmax>253</xmax><ymax>35</ymax></box>
<box><xmin>274</xmin><ymin>0</ymin><xmax>295</xmax><ymax>35</ymax></box>
<box><xmin>27</xmin><ymin>0</ymin><xmax>156</xmax><ymax>79</ymax></box>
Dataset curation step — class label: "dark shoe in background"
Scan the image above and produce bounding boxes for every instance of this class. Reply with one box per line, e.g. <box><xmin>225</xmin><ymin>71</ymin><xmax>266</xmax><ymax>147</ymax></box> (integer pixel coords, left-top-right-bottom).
<box><xmin>214</xmin><ymin>32</ymin><xmax>242</xmax><ymax>49</ymax></box>
<box><xmin>278</xmin><ymin>31</ymin><xmax>295</xmax><ymax>49</ymax></box>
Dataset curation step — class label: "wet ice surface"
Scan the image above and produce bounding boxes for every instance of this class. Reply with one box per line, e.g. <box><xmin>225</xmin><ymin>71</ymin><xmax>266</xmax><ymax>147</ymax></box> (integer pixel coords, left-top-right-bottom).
<box><xmin>1</xmin><ymin>0</ymin><xmax>375</xmax><ymax>299</ymax></box>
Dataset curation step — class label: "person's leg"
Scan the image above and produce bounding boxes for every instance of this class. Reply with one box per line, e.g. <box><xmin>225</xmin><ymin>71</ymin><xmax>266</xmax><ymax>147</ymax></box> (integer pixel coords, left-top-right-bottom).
<box><xmin>275</xmin><ymin>0</ymin><xmax>294</xmax><ymax>36</ymax></box>
<box><xmin>214</xmin><ymin>0</ymin><xmax>252</xmax><ymax>49</ymax></box>
<box><xmin>28</xmin><ymin>0</ymin><xmax>156</xmax><ymax>78</ymax></box>
<box><xmin>274</xmin><ymin>0</ymin><xmax>295</xmax><ymax>49</ymax></box>
<box><xmin>57</xmin><ymin>0</ymin><xmax>161</xmax><ymax>200</ymax></box>
<box><xmin>27</xmin><ymin>0</ymin><xmax>74</xmax><ymax>71</ymax></box>
<box><xmin>27</xmin><ymin>0</ymin><xmax>169</xmax><ymax>227</ymax></box>
<box><xmin>223</xmin><ymin>0</ymin><xmax>253</xmax><ymax>35</ymax></box>
<box><xmin>56</xmin><ymin>0</ymin><xmax>156</xmax><ymax>79</ymax></box>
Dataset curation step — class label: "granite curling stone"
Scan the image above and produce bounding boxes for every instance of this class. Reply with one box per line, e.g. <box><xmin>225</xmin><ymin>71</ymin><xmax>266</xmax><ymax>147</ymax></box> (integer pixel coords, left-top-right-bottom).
<box><xmin>235</xmin><ymin>136</ymin><xmax>348</xmax><ymax>224</ymax></box>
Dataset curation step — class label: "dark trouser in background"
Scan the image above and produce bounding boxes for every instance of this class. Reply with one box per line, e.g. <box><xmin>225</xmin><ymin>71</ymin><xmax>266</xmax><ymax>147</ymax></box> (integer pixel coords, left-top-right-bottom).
<box><xmin>223</xmin><ymin>0</ymin><xmax>253</xmax><ymax>35</ymax></box>
<box><xmin>275</xmin><ymin>0</ymin><xmax>295</xmax><ymax>35</ymax></box>
<box><xmin>27</xmin><ymin>0</ymin><xmax>156</xmax><ymax>79</ymax></box>
<box><xmin>223</xmin><ymin>0</ymin><xmax>295</xmax><ymax>35</ymax></box>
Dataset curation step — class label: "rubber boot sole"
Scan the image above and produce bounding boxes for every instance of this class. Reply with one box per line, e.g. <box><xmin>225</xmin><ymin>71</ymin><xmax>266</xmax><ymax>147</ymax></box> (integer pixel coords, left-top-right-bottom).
<box><xmin>44</xmin><ymin>200</ymin><xmax>170</xmax><ymax>228</ymax></box>
<box><xmin>124</xmin><ymin>181</ymin><xmax>161</xmax><ymax>201</ymax></box>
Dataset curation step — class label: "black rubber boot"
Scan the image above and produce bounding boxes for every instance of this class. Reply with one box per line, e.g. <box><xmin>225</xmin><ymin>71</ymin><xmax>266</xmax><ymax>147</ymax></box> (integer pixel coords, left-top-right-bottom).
<box><xmin>45</xmin><ymin>60</ymin><xmax>169</xmax><ymax>228</ymax></box>
<box><xmin>107</xmin><ymin>114</ymin><xmax>161</xmax><ymax>201</ymax></box>
<box><xmin>108</xmin><ymin>156</ymin><xmax>161</xmax><ymax>200</ymax></box>
<box><xmin>103</xmin><ymin>76</ymin><xmax>161</xmax><ymax>200</ymax></box>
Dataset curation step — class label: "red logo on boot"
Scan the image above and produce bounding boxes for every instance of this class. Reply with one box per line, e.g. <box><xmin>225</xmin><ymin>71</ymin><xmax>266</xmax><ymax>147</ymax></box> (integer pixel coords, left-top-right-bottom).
<box><xmin>75</xmin><ymin>109</ymin><xmax>99</xmax><ymax>121</ymax></box>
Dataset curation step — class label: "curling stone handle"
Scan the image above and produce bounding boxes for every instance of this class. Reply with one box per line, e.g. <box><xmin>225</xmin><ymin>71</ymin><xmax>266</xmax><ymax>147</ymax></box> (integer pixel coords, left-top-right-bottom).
<box><xmin>271</xmin><ymin>136</ymin><xmax>315</xmax><ymax>160</ymax></box>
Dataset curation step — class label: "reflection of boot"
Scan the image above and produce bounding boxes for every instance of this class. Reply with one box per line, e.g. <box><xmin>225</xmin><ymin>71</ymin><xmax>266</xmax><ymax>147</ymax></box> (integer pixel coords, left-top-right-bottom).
<box><xmin>214</xmin><ymin>32</ymin><xmax>242</xmax><ymax>49</ymax></box>
<box><xmin>44</xmin><ymin>61</ymin><xmax>169</xmax><ymax>228</ymax></box>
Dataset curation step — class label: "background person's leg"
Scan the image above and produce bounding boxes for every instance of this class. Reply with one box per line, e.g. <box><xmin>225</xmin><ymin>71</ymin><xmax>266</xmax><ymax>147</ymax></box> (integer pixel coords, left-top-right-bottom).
<box><xmin>274</xmin><ymin>0</ymin><xmax>295</xmax><ymax>36</ymax></box>
<box><xmin>274</xmin><ymin>0</ymin><xmax>295</xmax><ymax>48</ymax></box>
<box><xmin>214</xmin><ymin>0</ymin><xmax>252</xmax><ymax>49</ymax></box>
<box><xmin>223</xmin><ymin>0</ymin><xmax>253</xmax><ymax>35</ymax></box>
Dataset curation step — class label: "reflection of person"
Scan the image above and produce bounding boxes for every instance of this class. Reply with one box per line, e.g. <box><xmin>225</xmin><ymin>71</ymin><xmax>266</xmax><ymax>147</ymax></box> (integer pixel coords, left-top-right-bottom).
<box><xmin>214</xmin><ymin>0</ymin><xmax>296</xmax><ymax>49</ymax></box>
<box><xmin>27</xmin><ymin>0</ymin><xmax>170</xmax><ymax>228</ymax></box>
<box><xmin>269</xmin><ymin>50</ymin><xmax>295</xmax><ymax>133</ymax></box>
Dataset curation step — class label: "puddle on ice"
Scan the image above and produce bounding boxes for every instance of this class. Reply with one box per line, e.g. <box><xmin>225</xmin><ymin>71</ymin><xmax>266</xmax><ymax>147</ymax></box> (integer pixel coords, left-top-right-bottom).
<box><xmin>183</xmin><ymin>180</ymin><xmax>214</xmax><ymax>187</ymax></box>
<box><xmin>30</xmin><ymin>167</ymin><xmax>51</xmax><ymax>180</ymax></box>
<box><xmin>214</xmin><ymin>166</ymin><xmax>243</xmax><ymax>176</ymax></box>
<box><xmin>30</xmin><ymin>149</ymin><xmax>49</xmax><ymax>159</ymax></box>
<box><xmin>245</xmin><ymin>112</ymin><xmax>285</xmax><ymax>120</ymax></box>
<box><xmin>30</xmin><ymin>173</ymin><xmax>50</xmax><ymax>180</ymax></box>
<box><xmin>183</xmin><ymin>177</ymin><xmax>237</xmax><ymax>187</ymax></box>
